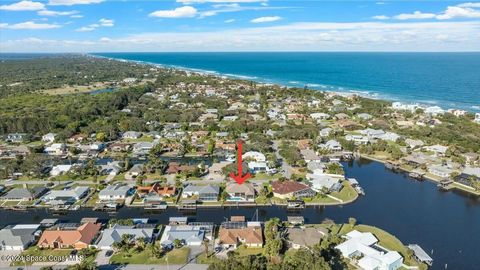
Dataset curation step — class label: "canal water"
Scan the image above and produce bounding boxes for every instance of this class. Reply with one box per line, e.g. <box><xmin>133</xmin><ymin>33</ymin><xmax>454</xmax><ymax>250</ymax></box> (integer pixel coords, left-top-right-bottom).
<box><xmin>1</xmin><ymin>159</ymin><xmax>479</xmax><ymax>269</ymax></box>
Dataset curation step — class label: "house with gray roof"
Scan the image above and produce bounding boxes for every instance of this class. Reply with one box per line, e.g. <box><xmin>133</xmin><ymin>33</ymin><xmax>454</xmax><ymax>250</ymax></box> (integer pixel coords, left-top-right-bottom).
<box><xmin>182</xmin><ymin>184</ymin><xmax>220</xmax><ymax>202</ymax></box>
<box><xmin>99</xmin><ymin>184</ymin><xmax>133</xmax><ymax>200</ymax></box>
<box><xmin>307</xmin><ymin>174</ymin><xmax>343</xmax><ymax>193</ymax></box>
<box><xmin>0</xmin><ymin>224</ymin><xmax>41</xmax><ymax>250</ymax></box>
<box><xmin>95</xmin><ymin>224</ymin><xmax>155</xmax><ymax>250</ymax></box>
<box><xmin>1</xmin><ymin>187</ymin><xmax>48</xmax><ymax>201</ymax></box>
<box><xmin>42</xmin><ymin>186</ymin><xmax>89</xmax><ymax>205</ymax></box>
<box><xmin>286</xmin><ymin>227</ymin><xmax>328</xmax><ymax>249</ymax></box>
<box><xmin>160</xmin><ymin>225</ymin><xmax>206</xmax><ymax>247</ymax></box>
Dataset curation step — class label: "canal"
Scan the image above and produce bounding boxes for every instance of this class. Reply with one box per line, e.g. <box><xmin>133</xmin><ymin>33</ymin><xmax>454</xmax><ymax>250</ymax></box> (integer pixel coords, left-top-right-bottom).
<box><xmin>1</xmin><ymin>159</ymin><xmax>479</xmax><ymax>269</ymax></box>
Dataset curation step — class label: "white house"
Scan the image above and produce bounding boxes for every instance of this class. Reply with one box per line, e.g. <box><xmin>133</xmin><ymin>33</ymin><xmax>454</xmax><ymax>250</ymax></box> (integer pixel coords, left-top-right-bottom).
<box><xmin>320</xmin><ymin>128</ymin><xmax>332</xmax><ymax>137</ymax></box>
<box><xmin>50</xmin><ymin>164</ymin><xmax>72</xmax><ymax>176</ymax></box>
<box><xmin>307</xmin><ymin>174</ymin><xmax>343</xmax><ymax>193</ymax></box>
<box><xmin>44</xmin><ymin>143</ymin><xmax>67</xmax><ymax>156</ymax></box>
<box><xmin>428</xmin><ymin>164</ymin><xmax>453</xmax><ymax>178</ymax></box>
<box><xmin>319</xmin><ymin>140</ymin><xmax>342</xmax><ymax>151</ymax></box>
<box><xmin>42</xmin><ymin>133</ymin><xmax>56</xmax><ymax>143</ymax></box>
<box><xmin>123</xmin><ymin>131</ymin><xmax>142</xmax><ymax>139</ymax></box>
<box><xmin>474</xmin><ymin>113</ymin><xmax>480</xmax><ymax>123</ymax></box>
<box><xmin>425</xmin><ymin>106</ymin><xmax>445</xmax><ymax>116</ymax></box>
<box><xmin>424</xmin><ymin>145</ymin><xmax>448</xmax><ymax>157</ymax></box>
<box><xmin>243</xmin><ymin>151</ymin><xmax>266</xmax><ymax>162</ymax></box>
<box><xmin>95</xmin><ymin>225</ymin><xmax>155</xmax><ymax>250</ymax></box>
<box><xmin>160</xmin><ymin>225</ymin><xmax>208</xmax><ymax>247</ymax></box>
<box><xmin>336</xmin><ymin>230</ymin><xmax>403</xmax><ymax>270</ymax></box>
<box><xmin>345</xmin><ymin>134</ymin><xmax>370</xmax><ymax>145</ymax></box>
<box><xmin>310</xmin><ymin>113</ymin><xmax>330</xmax><ymax>121</ymax></box>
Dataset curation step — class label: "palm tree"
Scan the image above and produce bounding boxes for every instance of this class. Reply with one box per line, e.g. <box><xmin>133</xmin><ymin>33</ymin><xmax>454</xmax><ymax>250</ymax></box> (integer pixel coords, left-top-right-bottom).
<box><xmin>203</xmin><ymin>238</ymin><xmax>210</xmax><ymax>257</ymax></box>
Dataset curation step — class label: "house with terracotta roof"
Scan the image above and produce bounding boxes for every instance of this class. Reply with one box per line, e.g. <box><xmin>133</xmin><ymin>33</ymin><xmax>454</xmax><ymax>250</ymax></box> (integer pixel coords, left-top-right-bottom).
<box><xmin>37</xmin><ymin>222</ymin><xmax>101</xmax><ymax>250</ymax></box>
<box><xmin>136</xmin><ymin>183</ymin><xmax>177</xmax><ymax>198</ymax></box>
<box><xmin>218</xmin><ymin>225</ymin><xmax>263</xmax><ymax>249</ymax></box>
<box><xmin>166</xmin><ymin>162</ymin><xmax>197</xmax><ymax>175</ymax></box>
<box><xmin>271</xmin><ymin>180</ymin><xmax>316</xmax><ymax>199</ymax></box>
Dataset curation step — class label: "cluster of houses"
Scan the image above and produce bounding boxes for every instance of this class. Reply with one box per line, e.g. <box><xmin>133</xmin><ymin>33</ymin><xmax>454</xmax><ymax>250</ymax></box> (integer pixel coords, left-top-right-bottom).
<box><xmin>0</xmin><ymin>215</ymin><xmax>417</xmax><ymax>270</ymax></box>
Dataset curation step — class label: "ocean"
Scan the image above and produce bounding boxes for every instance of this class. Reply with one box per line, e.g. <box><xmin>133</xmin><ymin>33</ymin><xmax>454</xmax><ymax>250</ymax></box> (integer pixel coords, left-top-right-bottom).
<box><xmin>93</xmin><ymin>52</ymin><xmax>480</xmax><ymax>112</ymax></box>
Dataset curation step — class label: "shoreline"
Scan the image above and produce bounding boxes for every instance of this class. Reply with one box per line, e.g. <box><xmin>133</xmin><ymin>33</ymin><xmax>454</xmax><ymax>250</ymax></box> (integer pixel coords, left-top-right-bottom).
<box><xmin>88</xmin><ymin>53</ymin><xmax>480</xmax><ymax>113</ymax></box>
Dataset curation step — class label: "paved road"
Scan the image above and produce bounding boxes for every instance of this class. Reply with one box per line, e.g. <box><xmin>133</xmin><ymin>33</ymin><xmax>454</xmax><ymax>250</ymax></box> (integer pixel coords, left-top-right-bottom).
<box><xmin>272</xmin><ymin>140</ymin><xmax>293</xmax><ymax>179</ymax></box>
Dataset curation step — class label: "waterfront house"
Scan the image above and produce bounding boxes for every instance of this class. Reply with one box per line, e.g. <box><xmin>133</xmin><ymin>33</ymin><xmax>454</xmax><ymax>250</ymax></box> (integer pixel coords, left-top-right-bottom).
<box><xmin>1</xmin><ymin>187</ymin><xmax>48</xmax><ymax>201</ymax></box>
<box><xmin>218</xmin><ymin>224</ymin><xmax>263</xmax><ymax>249</ymax></box>
<box><xmin>136</xmin><ymin>183</ymin><xmax>177</xmax><ymax>199</ymax></box>
<box><xmin>0</xmin><ymin>224</ymin><xmax>41</xmax><ymax>251</ymax></box>
<box><xmin>42</xmin><ymin>186</ymin><xmax>89</xmax><ymax>205</ymax></box>
<box><xmin>99</xmin><ymin>184</ymin><xmax>132</xmax><ymax>201</ymax></box>
<box><xmin>405</xmin><ymin>139</ymin><xmax>424</xmax><ymax>149</ymax></box>
<box><xmin>95</xmin><ymin>224</ymin><xmax>155</xmax><ymax>250</ymax></box>
<box><xmin>345</xmin><ymin>134</ymin><xmax>370</xmax><ymax>145</ymax></box>
<box><xmin>360</xmin><ymin>129</ymin><xmax>386</xmax><ymax>140</ymax></box>
<box><xmin>307</xmin><ymin>174</ymin><xmax>343</xmax><ymax>193</ymax></box>
<box><xmin>37</xmin><ymin>222</ymin><xmax>101</xmax><ymax>250</ymax></box>
<box><xmin>319</xmin><ymin>140</ymin><xmax>342</xmax><ymax>152</ymax></box>
<box><xmin>335</xmin><ymin>230</ymin><xmax>403</xmax><ymax>270</ymax></box>
<box><xmin>160</xmin><ymin>225</ymin><xmax>206</xmax><ymax>247</ymax></box>
<box><xmin>182</xmin><ymin>184</ymin><xmax>220</xmax><ymax>202</ymax></box>
<box><xmin>286</xmin><ymin>227</ymin><xmax>328</xmax><ymax>249</ymax></box>
<box><xmin>454</xmin><ymin>167</ymin><xmax>480</xmax><ymax>187</ymax></box>
<box><xmin>427</xmin><ymin>164</ymin><xmax>453</xmax><ymax>178</ymax></box>
<box><xmin>424</xmin><ymin>145</ymin><xmax>448</xmax><ymax>157</ymax></box>
<box><xmin>225</xmin><ymin>182</ymin><xmax>256</xmax><ymax>202</ymax></box>
<box><xmin>133</xmin><ymin>142</ymin><xmax>154</xmax><ymax>155</ymax></box>
<box><xmin>166</xmin><ymin>162</ymin><xmax>197</xmax><ymax>175</ymax></box>
<box><xmin>42</xmin><ymin>133</ymin><xmax>56</xmax><ymax>143</ymax></box>
<box><xmin>271</xmin><ymin>180</ymin><xmax>316</xmax><ymax>199</ymax></box>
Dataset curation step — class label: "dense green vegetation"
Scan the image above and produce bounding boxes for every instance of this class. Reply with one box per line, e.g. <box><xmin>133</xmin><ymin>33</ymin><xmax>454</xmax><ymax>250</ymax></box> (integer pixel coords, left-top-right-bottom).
<box><xmin>0</xmin><ymin>55</ymin><xmax>153</xmax><ymax>96</ymax></box>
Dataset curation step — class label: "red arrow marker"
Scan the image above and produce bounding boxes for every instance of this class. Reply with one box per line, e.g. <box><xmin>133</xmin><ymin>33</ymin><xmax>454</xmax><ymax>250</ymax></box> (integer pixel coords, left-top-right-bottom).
<box><xmin>229</xmin><ymin>139</ymin><xmax>252</xmax><ymax>185</ymax></box>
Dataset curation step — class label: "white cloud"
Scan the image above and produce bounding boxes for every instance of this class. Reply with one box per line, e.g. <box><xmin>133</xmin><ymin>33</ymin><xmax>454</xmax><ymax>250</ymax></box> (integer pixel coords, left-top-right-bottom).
<box><xmin>177</xmin><ymin>0</ymin><xmax>267</xmax><ymax>4</ymax></box>
<box><xmin>436</xmin><ymin>6</ymin><xmax>480</xmax><ymax>20</ymax></box>
<box><xmin>458</xmin><ymin>2</ymin><xmax>480</xmax><ymax>8</ymax></box>
<box><xmin>48</xmin><ymin>0</ymin><xmax>103</xmax><ymax>6</ymax></box>
<box><xmin>99</xmin><ymin>18</ymin><xmax>114</xmax><ymax>27</ymax></box>
<box><xmin>76</xmin><ymin>18</ymin><xmax>113</xmax><ymax>31</ymax></box>
<box><xmin>149</xmin><ymin>6</ymin><xmax>197</xmax><ymax>18</ymax></box>
<box><xmin>372</xmin><ymin>15</ymin><xmax>389</xmax><ymax>20</ymax></box>
<box><xmin>3</xmin><ymin>20</ymin><xmax>480</xmax><ymax>52</ymax></box>
<box><xmin>70</xmin><ymin>14</ymin><xmax>83</xmax><ymax>18</ymax></box>
<box><xmin>390</xmin><ymin>3</ymin><xmax>480</xmax><ymax>20</ymax></box>
<box><xmin>0</xmin><ymin>21</ymin><xmax>60</xmax><ymax>29</ymax></box>
<box><xmin>37</xmin><ymin>9</ymin><xmax>78</xmax><ymax>16</ymax></box>
<box><xmin>225</xmin><ymin>19</ymin><xmax>235</xmax><ymax>23</ymax></box>
<box><xmin>250</xmin><ymin>16</ymin><xmax>281</xmax><ymax>23</ymax></box>
<box><xmin>394</xmin><ymin>11</ymin><xmax>436</xmax><ymax>20</ymax></box>
<box><xmin>0</xmin><ymin>1</ymin><xmax>45</xmax><ymax>11</ymax></box>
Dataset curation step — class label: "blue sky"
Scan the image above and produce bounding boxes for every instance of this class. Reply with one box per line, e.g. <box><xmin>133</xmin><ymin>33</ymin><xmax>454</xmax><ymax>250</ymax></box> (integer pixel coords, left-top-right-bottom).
<box><xmin>1</xmin><ymin>0</ymin><xmax>480</xmax><ymax>52</ymax></box>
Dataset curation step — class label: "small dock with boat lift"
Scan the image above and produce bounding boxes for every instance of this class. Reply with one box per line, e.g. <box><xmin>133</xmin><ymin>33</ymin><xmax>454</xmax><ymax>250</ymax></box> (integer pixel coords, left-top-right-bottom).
<box><xmin>409</xmin><ymin>169</ymin><xmax>425</xmax><ymax>180</ymax></box>
<box><xmin>437</xmin><ymin>179</ymin><xmax>454</xmax><ymax>190</ymax></box>
<box><xmin>347</xmin><ymin>178</ymin><xmax>365</xmax><ymax>195</ymax></box>
<box><xmin>286</xmin><ymin>200</ymin><xmax>305</xmax><ymax>209</ymax></box>
<box><xmin>178</xmin><ymin>199</ymin><xmax>197</xmax><ymax>211</ymax></box>
<box><xmin>408</xmin><ymin>244</ymin><xmax>433</xmax><ymax>266</ymax></box>
<box><xmin>385</xmin><ymin>161</ymin><xmax>401</xmax><ymax>171</ymax></box>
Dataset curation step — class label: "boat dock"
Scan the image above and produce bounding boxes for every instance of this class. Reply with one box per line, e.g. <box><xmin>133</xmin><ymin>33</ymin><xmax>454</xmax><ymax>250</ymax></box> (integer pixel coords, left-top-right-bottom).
<box><xmin>408</xmin><ymin>244</ymin><xmax>433</xmax><ymax>266</ymax></box>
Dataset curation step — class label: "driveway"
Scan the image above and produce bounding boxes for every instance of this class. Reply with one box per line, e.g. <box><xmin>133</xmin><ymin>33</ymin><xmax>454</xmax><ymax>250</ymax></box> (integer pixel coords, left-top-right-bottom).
<box><xmin>272</xmin><ymin>140</ymin><xmax>293</xmax><ymax>179</ymax></box>
<box><xmin>95</xmin><ymin>249</ymin><xmax>111</xmax><ymax>266</ymax></box>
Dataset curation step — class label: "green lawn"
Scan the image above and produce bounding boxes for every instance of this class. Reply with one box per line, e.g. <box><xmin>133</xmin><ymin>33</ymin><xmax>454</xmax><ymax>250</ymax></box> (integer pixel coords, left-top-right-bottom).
<box><xmin>110</xmin><ymin>247</ymin><xmax>189</xmax><ymax>265</ymax></box>
<box><xmin>11</xmin><ymin>247</ymin><xmax>73</xmax><ymax>266</ymax></box>
<box><xmin>235</xmin><ymin>245</ymin><xmax>263</xmax><ymax>256</ymax></box>
<box><xmin>329</xmin><ymin>182</ymin><xmax>358</xmax><ymax>202</ymax></box>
